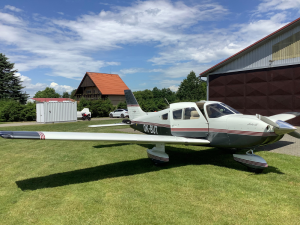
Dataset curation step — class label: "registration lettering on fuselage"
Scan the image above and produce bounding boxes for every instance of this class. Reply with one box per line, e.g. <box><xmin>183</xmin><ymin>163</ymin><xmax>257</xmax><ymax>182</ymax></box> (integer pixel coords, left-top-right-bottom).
<box><xmin>143</xmin><ymin>124</ymin><xmax>158</xmax><ymax>134</ymax></box>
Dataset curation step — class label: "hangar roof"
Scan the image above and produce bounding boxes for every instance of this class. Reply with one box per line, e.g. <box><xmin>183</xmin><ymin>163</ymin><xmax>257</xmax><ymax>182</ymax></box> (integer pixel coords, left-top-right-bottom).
<box><xmin>200</xmin><ymin>17</ymin><xmax>300</xmax><ymax>77</ymax></box>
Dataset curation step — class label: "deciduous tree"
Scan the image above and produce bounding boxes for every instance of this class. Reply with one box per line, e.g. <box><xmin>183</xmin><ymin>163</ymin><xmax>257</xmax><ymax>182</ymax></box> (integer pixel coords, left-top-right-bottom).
<box><xmin>34</xmin><ymin>87</ymin><xmax>61</xmax><ymax>98</ymax></box>
<box><xmin>176</xmin><ymin>71</ymin><xmax>206</xmax><ymax>101</ymax></box>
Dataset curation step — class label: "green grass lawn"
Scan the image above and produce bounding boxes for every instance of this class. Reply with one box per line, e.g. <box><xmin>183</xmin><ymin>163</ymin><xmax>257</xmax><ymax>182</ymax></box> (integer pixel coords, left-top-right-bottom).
<box><xmin>1</xmin><ymin>120</ymin><xmax>300</xmax><ymax>224</ymax></box>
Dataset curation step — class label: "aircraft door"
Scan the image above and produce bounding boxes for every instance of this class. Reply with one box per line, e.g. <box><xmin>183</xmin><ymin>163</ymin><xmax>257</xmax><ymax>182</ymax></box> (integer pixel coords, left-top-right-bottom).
<box><xmin>170</xmin><ymin>103</ymin><xmax>208</xmax><ymax>138</ymax></box>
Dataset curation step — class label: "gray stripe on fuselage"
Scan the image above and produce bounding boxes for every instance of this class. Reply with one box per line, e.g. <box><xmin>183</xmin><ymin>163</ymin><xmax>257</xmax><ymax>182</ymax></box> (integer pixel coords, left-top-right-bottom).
<box><xmin>171</xmin><ymin>131</ymin><xmax>208</xmax><ymax>138</ymax></box>
<box><xmin>208</xmin><ymin>132</ymin><xmax>268</xmax><ymax>148</ymax></box>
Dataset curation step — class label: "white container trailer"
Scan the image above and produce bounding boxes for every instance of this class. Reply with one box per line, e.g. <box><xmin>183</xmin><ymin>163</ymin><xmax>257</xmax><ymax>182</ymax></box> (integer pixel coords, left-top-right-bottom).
<box><xmin>36</xmin><ymin>102</ymin><xmax>77</xmax><ymax>123</ymax></box>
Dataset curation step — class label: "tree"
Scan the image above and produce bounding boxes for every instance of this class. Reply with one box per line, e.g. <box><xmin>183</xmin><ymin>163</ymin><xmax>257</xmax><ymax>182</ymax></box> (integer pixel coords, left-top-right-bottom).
<box><xmin>0</xmin><ymin>53</ymin><xmax>28</xmax><ymax>103</ymax></box>
<box><xmin>70</xmin><ymin>89</ymin><xmax>77</xmax><ymax>100</ymax></box>
<box><xmin>116</xmin><ymin>101</ymin><xmax>127</xmax><ymax>109</ymax></box>
<box><xmin>62</xmin><ymin>91</ymin><xmax>70</xmax><ymax>98</ymax></box>
<box><xmin>176</xmin><ymin>71</ymin><xmax>206</xmax><ymax>101</ymax></box>
<box><xmin>34</xmin><ymin>87</ymin><xmax>61</xmax><ymax>98</ymax></box>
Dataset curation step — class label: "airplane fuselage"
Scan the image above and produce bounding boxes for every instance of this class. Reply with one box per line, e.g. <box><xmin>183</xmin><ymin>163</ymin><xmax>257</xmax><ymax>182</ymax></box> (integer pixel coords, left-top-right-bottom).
<box><xmin>129</xmin><ymin>101</ymin><xmax>283</xmax><ymax>149</ymax></box>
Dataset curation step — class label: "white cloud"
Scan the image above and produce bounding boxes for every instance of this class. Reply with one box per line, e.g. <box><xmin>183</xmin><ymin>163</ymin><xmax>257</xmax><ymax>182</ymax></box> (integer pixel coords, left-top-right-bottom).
<box><xmin>4</xmin><ymin>5</ymin><xmax>22</xmax><ymax>12</ymax></box>
<box><xmin>168</xmin><ymin>85</ymin><xmax>179</xmax><ymax>92</ymax></box>
<box><xmin>57</xmin><ymin>12</ymin><xmax>64</xmax><ymax>15</ymax></box>
<box><xmin>0</xmin><ymin>12</ymin><xmax>23</xmax><ymax>25</ymax></box>
<box><xmin>0</xmin><ymin>0</ymin><xmax>227</xmax><ymax>80</ymax></box>
<box><xmin>15</xmin><ymin>73</ymin><xmax>75</xmax><ymax>97</ymax></box>
<box><xmin>257</xmin><ymin>0</ymin><xmax>300</xmax><ymax>13</ymax></box>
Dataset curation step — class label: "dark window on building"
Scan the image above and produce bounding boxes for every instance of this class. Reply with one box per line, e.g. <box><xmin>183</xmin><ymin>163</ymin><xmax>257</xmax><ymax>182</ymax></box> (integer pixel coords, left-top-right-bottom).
<box><xmin>173</xmin><ymin>109</ymin><xmax>182</xmax><ymax>120</ymax></box>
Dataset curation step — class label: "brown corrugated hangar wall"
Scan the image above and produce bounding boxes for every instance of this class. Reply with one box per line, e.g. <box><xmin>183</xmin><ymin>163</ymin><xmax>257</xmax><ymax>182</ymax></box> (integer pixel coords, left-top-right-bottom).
<box><xmin>208</xmin><ymin>64</ymin><xmax>300</xmax><ymax>126</ymax></box>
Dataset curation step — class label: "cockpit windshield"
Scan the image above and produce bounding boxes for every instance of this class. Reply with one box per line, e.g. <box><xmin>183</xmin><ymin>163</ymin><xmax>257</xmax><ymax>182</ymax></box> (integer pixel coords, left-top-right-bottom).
<box><xmin>206</xmin><ymin>103</ymin><xmax>241</xmax><ymax>118</ymax></box>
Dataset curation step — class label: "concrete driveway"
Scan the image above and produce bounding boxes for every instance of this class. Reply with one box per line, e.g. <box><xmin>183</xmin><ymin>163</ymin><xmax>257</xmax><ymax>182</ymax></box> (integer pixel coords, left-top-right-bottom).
<box><xmin>257</xmin><ymin>129</ymin><xmax>300</xmax><ymax>157</ymax></box>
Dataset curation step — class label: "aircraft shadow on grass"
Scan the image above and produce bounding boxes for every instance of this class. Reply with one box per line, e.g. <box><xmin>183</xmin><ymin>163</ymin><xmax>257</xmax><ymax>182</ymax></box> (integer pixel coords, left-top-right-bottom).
<box><xmin>16</xmin><ymin>144</ymin><xmax>284</xmax><ymax>191</ymax></box>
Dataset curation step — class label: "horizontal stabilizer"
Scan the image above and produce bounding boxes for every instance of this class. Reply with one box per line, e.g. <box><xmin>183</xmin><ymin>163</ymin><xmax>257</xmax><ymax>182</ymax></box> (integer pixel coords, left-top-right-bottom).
<box><xmin>0</xmin><ymin>131</ymin><xmax>210</xmax><ymax>145</ymax></box>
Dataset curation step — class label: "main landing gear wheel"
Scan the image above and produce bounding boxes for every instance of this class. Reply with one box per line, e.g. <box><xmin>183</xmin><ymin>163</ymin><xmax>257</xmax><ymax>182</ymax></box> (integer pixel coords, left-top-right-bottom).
<box><xmin>147</xmin><ymin>143</ymin><xmax>169</xmax><ymax>166</ymax></box>
<box><xmin>121</xmin><ymin>114</ymin><xmax>124</xmax><ymax>118</ymax></box>
<box><xmin>247</xmin><ymin>167</ymin><xmax>264</xmax><ymax>174</ymax></box>
<box><xmin>109</xmin><ymin>114</ymin><xmax>113</xmax><ymax>118</ymax></box>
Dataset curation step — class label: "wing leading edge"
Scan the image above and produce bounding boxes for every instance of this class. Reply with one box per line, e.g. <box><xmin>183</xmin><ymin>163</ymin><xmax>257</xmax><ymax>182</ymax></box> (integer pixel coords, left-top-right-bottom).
<box><xmin>0</xmin><ymin>131</ymin><xmax>210</xmax><ymax>145</ymax></box>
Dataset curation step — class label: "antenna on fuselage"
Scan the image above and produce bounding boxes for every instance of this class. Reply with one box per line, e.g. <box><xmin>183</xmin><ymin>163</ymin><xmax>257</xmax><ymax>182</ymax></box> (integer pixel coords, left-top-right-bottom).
<box><xmin>164</xmin><ymin>98</ymin><xmax>170</xmax><ymax>105</ymax></box>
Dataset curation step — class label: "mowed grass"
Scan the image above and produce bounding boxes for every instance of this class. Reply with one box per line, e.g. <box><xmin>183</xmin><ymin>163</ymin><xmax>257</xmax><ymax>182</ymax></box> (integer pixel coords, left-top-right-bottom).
<box><xmin>1</xmin><ymin>120</ymin><xmax>300</xmax><ymax>225</ymax></box>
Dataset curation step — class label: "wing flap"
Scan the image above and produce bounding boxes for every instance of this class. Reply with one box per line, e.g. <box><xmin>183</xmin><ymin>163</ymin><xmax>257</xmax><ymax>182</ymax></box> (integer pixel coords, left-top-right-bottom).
<box><xmin>0</xmin><ymin>131</ymin><xmax>210</xmax><ymax>145</ymax></box>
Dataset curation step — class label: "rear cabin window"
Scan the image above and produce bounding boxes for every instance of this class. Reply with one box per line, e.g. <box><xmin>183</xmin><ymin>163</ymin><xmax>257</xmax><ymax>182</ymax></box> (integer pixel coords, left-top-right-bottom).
<box><xmin>162</xmin><ymin>113</ymin><xmax>168</xmax><ymax>120</ymax></box>
<box><xmin>184</xmin><ymin>107</ymin><xmax>200</xmax><ymax>120</ymax></box>
<box><xmin>173</xmin><ymin>109</ymin><xmax>182</xmax><ymax>120</ymax></box>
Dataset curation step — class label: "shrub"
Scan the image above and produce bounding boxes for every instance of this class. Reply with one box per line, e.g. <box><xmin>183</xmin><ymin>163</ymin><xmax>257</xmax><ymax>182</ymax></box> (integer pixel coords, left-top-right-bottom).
<box><xmin>0</xmin><ymin>100</ymin><xmax>36</xmax><ymax>122</ymax></box>
<box><xmin>77</xmin><ymin>98</ymin><xmax>115</xmax><ymax>117</ymax></box>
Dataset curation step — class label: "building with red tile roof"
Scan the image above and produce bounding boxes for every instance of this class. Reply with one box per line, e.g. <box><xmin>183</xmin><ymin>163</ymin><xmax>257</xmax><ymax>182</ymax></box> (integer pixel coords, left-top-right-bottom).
<box><xmin>74</xmin><ymin>72</ymin><xmax>129</xmax><ymax>105</ymax></box>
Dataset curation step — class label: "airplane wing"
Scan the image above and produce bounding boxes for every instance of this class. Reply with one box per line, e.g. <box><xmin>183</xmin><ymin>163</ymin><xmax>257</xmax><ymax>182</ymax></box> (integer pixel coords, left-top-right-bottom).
<box><xmin>268</xmin><ymin>112</ymin><xmax>300</xmax><ymax>122</ymax></box>
<box><xmin>0</xmin><ymin>131</ymin><xmax>210</xmax><ymax>145</ymax></box>
<box><xmin>89</xmin><ymin>123</ymin><xmax>129</xmax><ymax>128</ymax></box>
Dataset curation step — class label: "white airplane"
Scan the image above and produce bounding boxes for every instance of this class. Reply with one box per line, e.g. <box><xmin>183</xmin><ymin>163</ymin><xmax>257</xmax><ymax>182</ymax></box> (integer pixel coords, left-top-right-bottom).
<box><xmin>1</xmin><ymin>90</ymin><xmax>300</xmax><ymax>173</ymax></box>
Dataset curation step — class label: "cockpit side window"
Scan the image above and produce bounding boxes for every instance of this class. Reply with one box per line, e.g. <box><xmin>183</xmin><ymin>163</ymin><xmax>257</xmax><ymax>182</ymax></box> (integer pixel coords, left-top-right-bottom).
<box><xmin>206</xmin><ymin>103</ymin><xmax>234</xmax><ymax>118</ymax></box>
<box><xmin>184</xmin><ymin>107</ymin><xmax>200</xmax><ymax>120</ymax></box>
<box><xmin>173</xmin><ymin>109</ymin><xmax>182</xmax><ymax>120</ymax></box>
<box><xmin>162</xmin><ymin>113</ymin><xmax>168</xmax><ymax>120</ymax></box>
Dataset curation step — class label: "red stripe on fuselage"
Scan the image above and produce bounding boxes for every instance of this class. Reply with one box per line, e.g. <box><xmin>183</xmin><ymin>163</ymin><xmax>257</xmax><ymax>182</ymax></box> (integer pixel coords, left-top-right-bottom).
<box><xmin>209</xmin><ymin>128</ymin><xmax>276</xmax><ymax>136</ymax></box>
<box><xmin>171</xmin><ymin>128</ymin><xmax>208</xmax><ymax>132</ymax></box>
<box><xmin>127</xmin><ymin>104</ymin><xmax>140</xmax><ymax>107</ymax></box>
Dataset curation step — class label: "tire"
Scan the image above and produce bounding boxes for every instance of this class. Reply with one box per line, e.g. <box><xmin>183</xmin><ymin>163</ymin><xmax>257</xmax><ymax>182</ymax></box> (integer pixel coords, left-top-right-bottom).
<box><xmin>109</xmin><ymin>114</ymin><xmax>113</xmax><ymax>118</ymax></box>
<box><xmin>88</xmin><ymin>117</ymin><xmax>91</xmax><ymax>121</ymax></box>
<box><xmin>121</xmin><ymin>114</ymin><xmax>124</xmax><ymax>118</ymax></box>
<box><xmin>247</xmin><ymin>167</ymin><xmax>264</xmax><ymax>174</ymax></box>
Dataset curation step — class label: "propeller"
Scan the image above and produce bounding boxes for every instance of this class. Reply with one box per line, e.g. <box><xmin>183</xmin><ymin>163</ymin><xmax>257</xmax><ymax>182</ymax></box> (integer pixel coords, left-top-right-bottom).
<box><xmin>256</xmin><ymin>114</ymin><xmax>299</xmax><ymax>137</ymax></box>
<box><xmin>288</xmin><ymin>131</ymin><xmax>300</xmax><ymax>139</ymax></box>
<box><xmin>256</xmin><ymin>114</ymin><xmax>279</xmax><ymax>128</ymax></box>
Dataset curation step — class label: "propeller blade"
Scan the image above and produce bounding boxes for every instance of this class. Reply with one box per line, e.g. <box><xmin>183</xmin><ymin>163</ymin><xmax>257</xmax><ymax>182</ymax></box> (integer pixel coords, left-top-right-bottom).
<box><xmin>288</xmin><ymin>131</ymin><xmax>300</xmax><ymax>139</ymax></box>
<box><xmin>256</xmin><ymin>114</ymin><xmax>279</xmax><ymax>128</ymax></box>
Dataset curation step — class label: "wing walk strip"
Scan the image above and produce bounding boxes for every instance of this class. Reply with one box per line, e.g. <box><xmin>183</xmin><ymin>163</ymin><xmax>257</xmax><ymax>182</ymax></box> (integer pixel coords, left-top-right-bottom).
<box><xmin>38</xmin><ymin>132</ymin><xmax>45</xmax><ymax>140</ymax></box>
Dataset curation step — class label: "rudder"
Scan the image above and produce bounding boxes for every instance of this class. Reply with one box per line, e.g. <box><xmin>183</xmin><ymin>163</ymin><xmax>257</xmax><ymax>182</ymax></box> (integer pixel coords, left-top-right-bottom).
<box><xmin>124</xmin><ymin>90</ymin><xmax>146</xmax><ymax>119</ymax></box>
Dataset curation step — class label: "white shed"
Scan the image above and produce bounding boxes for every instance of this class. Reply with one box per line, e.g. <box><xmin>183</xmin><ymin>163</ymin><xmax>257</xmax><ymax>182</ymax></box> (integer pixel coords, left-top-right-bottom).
<box><xmin>36</xmin><ymin>101</ymin><xmax>77</xmax><ymax>123</ymax></box>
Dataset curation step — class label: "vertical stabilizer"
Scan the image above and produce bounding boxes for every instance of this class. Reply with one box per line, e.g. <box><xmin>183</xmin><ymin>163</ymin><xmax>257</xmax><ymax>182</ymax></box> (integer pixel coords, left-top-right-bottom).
<box><xmin>124</xmin><ymin>90</ymin><xmax>146</xmax><ymax>119</ymax></box>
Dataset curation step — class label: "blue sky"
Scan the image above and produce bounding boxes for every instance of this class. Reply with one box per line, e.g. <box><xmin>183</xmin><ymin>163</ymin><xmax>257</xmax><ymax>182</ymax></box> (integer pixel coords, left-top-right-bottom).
<box><xmin>0</xmin><ymin>0</ymin><xmax>300</xmax><ymax>96</ymax></box>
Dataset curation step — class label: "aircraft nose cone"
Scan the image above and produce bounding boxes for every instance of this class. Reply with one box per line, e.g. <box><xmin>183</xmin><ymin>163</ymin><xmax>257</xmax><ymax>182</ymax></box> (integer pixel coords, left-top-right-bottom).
<box><xmin>274</xmin><ymin>120</ymin><xmax>297</xmax><ymax>135</ymax></box>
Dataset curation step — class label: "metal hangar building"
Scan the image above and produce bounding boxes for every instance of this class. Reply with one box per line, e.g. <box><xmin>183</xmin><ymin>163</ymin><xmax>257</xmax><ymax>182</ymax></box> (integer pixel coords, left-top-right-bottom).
<box><xmin>200</xmin><ymin>17</ymin><xmax>300</xmax><ymax>125</ymax></box>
